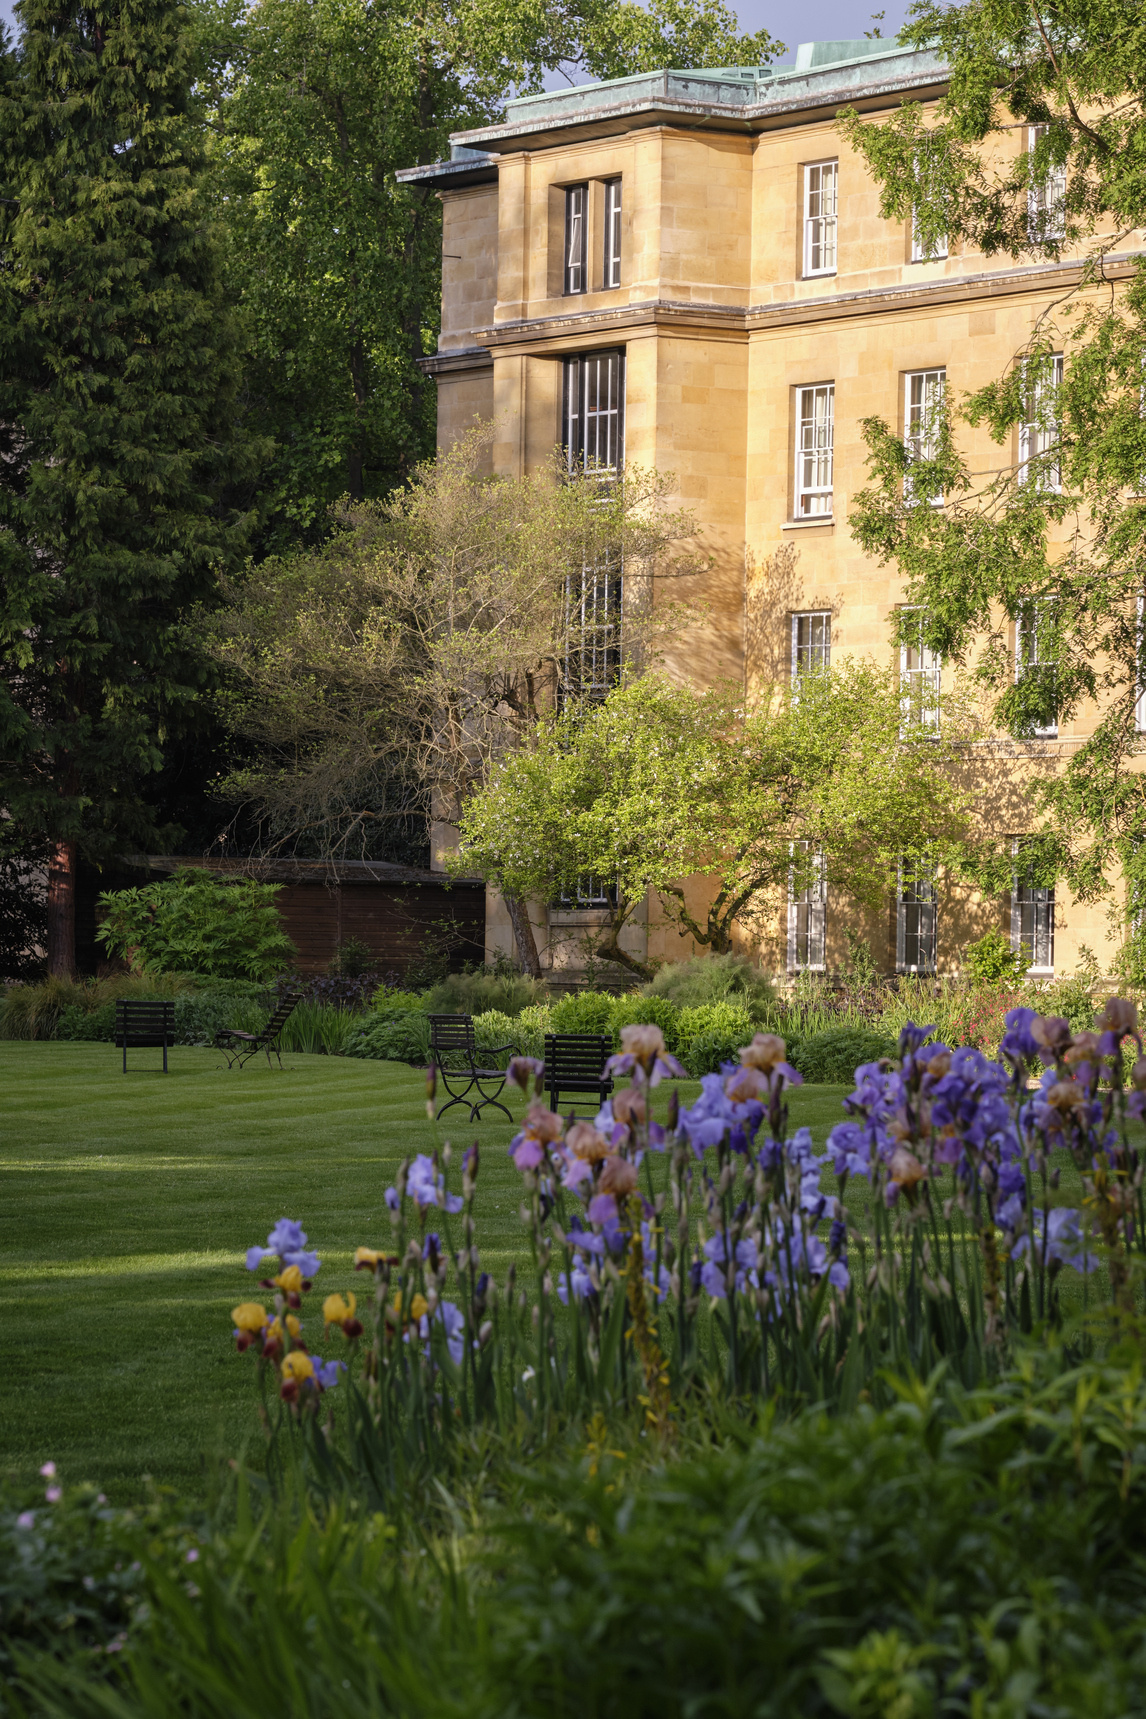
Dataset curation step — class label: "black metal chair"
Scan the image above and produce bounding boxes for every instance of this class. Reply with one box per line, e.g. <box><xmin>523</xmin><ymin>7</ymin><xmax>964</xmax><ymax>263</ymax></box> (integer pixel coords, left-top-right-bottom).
<box><xmin>544</xmin><ymin>1033</ymin><xmax>614</xmax><ymax>1116</ymax></box>
<box><xmin>215</xmin><ymin>990</ymin><xmax>302</xmax><ymax>1070</ymax></box>
<box><xmin>115</xmin><ymin>1000</ymin><xmax>176</xmax><ymax>1073</ymax></box>
<box><xmin>429</xmin><ymin>1013</ymin><xmax>517</xmax><ymax>1123</ymax></box>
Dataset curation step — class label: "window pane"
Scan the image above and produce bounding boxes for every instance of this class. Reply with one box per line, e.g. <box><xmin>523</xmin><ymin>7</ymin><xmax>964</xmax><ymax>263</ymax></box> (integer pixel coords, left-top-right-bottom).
<box><xmin>796</xmin><ymin>383</ymin><xmax>834</xmax><ymax>514</ymax></box>
<box><xmin>897</xmin><ymin>861</ymin><xmax>937</xmax><ymax>973</ymax></box>
<box><xmin>792</xmin><ymin>610</ymin><xmax>831</xmax><ymax>677</ymax></box>
<box><xmin>899</xmin><ymin>608</ymin><xmax>941</xmax><ymax>733</ymax></box>
<box><xmin>604</xmin><ymin>178</ymin><xmax>622</xmax><ymax>288</ymax></box>
<box><xmin>565</xmin><ymin>184</ymin><xmax>587</xmax><ymax>294</ymax></box>
<box><xmin>803</xmin><ymin>161</ymin><xmax>837</xmax><ymax>276</ymax></box>
<box><xmin>788</xmin><ymin>841</ymin><xmax>826</xmax><ymax>970</ymax></box>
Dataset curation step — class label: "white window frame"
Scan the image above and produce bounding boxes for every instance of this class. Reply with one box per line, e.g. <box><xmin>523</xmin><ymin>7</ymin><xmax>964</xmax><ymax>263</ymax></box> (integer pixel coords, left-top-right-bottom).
<box><xmin>1011</xmin><ymin>840</ymin><xmax>1055</xmax><ymax>975</ymax></box>
<box><xmin>911</xmin><ymin>218</ymin><xmax>949</xmax><ymax>263</ymax></box>
<box><xmin>787</xmin><ymin>841</ymin><xmax>826</xmax><ymax>972</ymax></box>
<box><xmin>802</xmin><ymin>161</ymin><xmax>838</xmax><ymax>278</ymax></box>
<box><xmin>791</xmin><ymin>611</ymin><xmax>831</xmax><ymax>681</ymax></box>
<box><xmin>1027</xmin><ymin>124</ymin><xmax>1066</xmax><ymax>243</ymax></box>
<box><xmin>904</xmin><ymin>368</ymin><xmax>946</xmax><ymax>505</ymax></box>
<box><xmin>896</xmin><ymin>859</ymin><xmax>938</xmax><ymax>975</ymax></box>
<box><xmin>564</xmin><ymin>183</ymin><xmax>587</xmax><ymax>295</ymax></box>
<box><xmin>795</xmin><ymin>383</ymin><xmax>835</xmax><ymax>516</ymax></box>
<box><xmin>603</xmin><ymin>178</ymin><xmax>622</xmax><ymax>289</ymax></box>
<box><xmin>563</xmin><ymin>350</ymin><xmax>624</xmax><ymax>474</ymax></box>
<box><xmin>899</xmin><ymin>608</ymin><xmax>942</xmax><ymax>735</ymax></box>
<box><xmin>1015</xmin><ymin>598</ymin><xmax>1058</xmax><ymax>738</ymax></box>
<box><xmin>1019</xmin><ymin>353</ymin><xmax>1063</xmax><ymax>492</ymax></box>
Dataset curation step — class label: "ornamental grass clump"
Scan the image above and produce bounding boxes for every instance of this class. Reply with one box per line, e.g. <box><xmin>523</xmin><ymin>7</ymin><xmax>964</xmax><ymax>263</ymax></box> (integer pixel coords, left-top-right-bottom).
<box><xmin>226</xmin><ymin>1001</ymin><xmax>1146</xmax><ymax>1501</ymax></box>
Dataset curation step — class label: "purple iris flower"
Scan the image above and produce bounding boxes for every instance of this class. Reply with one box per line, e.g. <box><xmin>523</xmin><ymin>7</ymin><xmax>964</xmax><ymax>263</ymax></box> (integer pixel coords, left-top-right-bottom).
<box><xmin>313</xmin><ymin>1358</ymin><xmax>345</xmax><ymax>1389</ymax></box>
<box><xmin>825</xmin><ymin>1121</ymin><xmax>872</xmax><ymax>1180</ymax></box>
<box><xmin>1013</xmin><ymin>1207</ymin><xmax>1097</xmax><ymax>1272</ymax></box>
<box><xmin>1000</xmin><ymin>1007</ymin><xmax>1040</xmax><ymax>1063</ymax></box>
<box><xmin>384</xmin><ymin>1186</ymin><xmax>400</xmax><ymax>1211</ymax></box>
<box><xmin>700</xmin><ymin>1232</ymin><xmax>758</xmax><ymax>1299</ymax></box>
<box><xmin>770</xmin><ymin>1222</ymin><xmax>849</xmax><ymax>1293</ymax></box>
<box><xmin>511</xmin><ymin>1137</ymin><xmax>545</xmax><ymax>1171</ymax></box>
<box><xmin>267</xmin><ymin>1219</ymin><xmax>308</xmax><ymax>1255</ymax></box>
<box><xmin>283</xmin><ymin>1250</ymin><xmax>321</xmax><ymax>1278</ymax></box>
<box><xmin>587</xmin><ymin>1192</ymin><xmax>617</xmax><ymax>1224</ymax></box>
<box><xmin>422</xmin><ymin>1232</ymin><xmax>440</xmax><ymax>1259</ymax></box>
<box><xmin>560</xmin><ymin>1155</ymin><xmax>594</xmax><ymax>1192</ymax></box>
<box><xmin>557</xmin><ymin>1260</ymin><xmax>595</xmax><ymax>1302</ymax></box>
<box><xmin>407</xmin><ymin>1153</ymin><xmax>464</xmax><ymax>1214</ymax></box>
<box><xmin>434</xmin><ymin>1300</ymin><xmax>466</xmax><ymax>1366</ymax></box>
<box><xmin>246</xmin><ymin>1246</ymin><xmax>277</xmax><ymax>1272</ymax></box>
<box><xmin>562</xmin><ymin>1218</ymin><xmax>606</xmax><ymax>1257</ymax></box>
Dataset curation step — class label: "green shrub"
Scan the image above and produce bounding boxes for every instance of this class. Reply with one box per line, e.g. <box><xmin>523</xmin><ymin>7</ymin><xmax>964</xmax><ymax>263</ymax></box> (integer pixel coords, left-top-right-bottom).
<box><xmin>610</xmin><ymin>991</ymin><xmax>680</xmax><ymax>1051</ymax></box>
<box><xmin>0</xmin><ymin>971</ymin><xmax>201</xmax><ymax>1041</ymax></box>
<box><xmin>513</xmin><ymin>1002</ymin><xmax>554</xmax><ymax>1060</ymax></box>
<box><xmin>345</xmin><ymin>1011</ymin><xmax>431</xmax><ymax>1065</ymax></box>
<box><xmin>550</xmin><ymin>990</ymin><xmax>616</xmax><ymax>1036</ymax></box>
<box><xmin>276</xmin><ymin>1002</ymin><xmax>361</xmax><ymax>1056</ymax></box>
<box><xmin>21</xmin><ymin>1361</ymin><xmax>1146</xmax><ymax>1719</ymax></box>
<box><xmin>420</xmin><ymin>971</ymin><xmax>544</xmax><ymax>1018</ymax></box>
<box><xmin>676</xmin><ymin>1001</ymin><xmax>755</xmax><ymax>1075</ymax></box>
<box><xmin>95</xmin><ymin>869</ymin><xmax>296</xmax><ymax>981</ymax></box>
<box><xmin>792</xmin><ymin>1026</ymin><xmax>897</xmax><ymax>1083</ymax></box>
<box><xmin>642</xmin><ymin>952</ymin><xmax>775</xmax><ymax>1017</ymax></box>
<box><xmin>472</xmin><ymin>1009</ymin><xmax>520</xmax><ymax>1065</ymax></box>
<box><xmin>54</xmin><ymin>990</ymin><xmax>269</xmax><ymax>1047</ymax></box>
<box><xmin>963</xmin><ymin>927</ymin><xmax>1027</xmax><ymax>985</ymax></box>
<box><xmin>369</xmin><ymin>988</ymin><xmax>428</xmax><ymax>1017</ymax></box>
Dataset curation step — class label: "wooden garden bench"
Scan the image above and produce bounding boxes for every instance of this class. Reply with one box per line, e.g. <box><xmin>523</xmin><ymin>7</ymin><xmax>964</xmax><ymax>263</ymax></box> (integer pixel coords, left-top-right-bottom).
<box><xmin>544</xmin><ymin>1033</ymin><xmax>614</xmax><ymax>1116</ymax></box>
<box><xmin>215</xmin><ymin>990</ymin><xmax>302</xmax><ymax>1070</ymax></box>
<box><xmin>429</xmin><ymin>1013</ymin><xmax>517</xmax><ymax>1123</ymax></box>
<box><xmin>115</xmin><ymin>1000</ymin><xmax>175</xmax><ymax>1073</ymax></box>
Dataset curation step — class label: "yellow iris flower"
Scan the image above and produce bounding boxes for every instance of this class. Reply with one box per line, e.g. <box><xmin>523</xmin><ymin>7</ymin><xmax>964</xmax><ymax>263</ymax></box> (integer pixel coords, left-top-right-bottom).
<box><xmin>323</xmin><ymin>1291</ymin><xmax>356</xmax><ymax>1326</ymax></box>
<box><xmin>273</xmin><ymin>1265</ymin><xmax>303</xmax><ymax>1293</ymax></box>
<box><xmin>281</xmin><ymin>1351</ymin><xmax>314</xmax><ymax>1384</ymax></box>
<box><xmin>231</xmin><ymin>1302</ymin><xmax>268</xmax><ymax>1333</ymax></box>
<box><xmin>391</xmin><ymin>1291</ymin><xmax>429</xmax><ymax>1321</ymax></box>
<box><xmin>355</xmin><ymin>1247</ymin><xmax>385</xmax><ymax>1268</ymax></box>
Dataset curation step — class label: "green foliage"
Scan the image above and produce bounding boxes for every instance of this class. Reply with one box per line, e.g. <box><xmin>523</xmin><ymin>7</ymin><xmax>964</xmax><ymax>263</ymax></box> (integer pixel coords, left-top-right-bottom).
<box><xmin>609</xmin><ymin>991</ymin><xmax>681</xmax><ymax>1052</ymax></box>
<box><xmin>642</xmin><ymin>953</ymin><xmax>775</xmax><ymax>1016</ymax></box>
<box><xmin>95</xmin><ymin>870</ymin><xmax>296</xmax><ymax>982</ymax></box>
<box><xmin>0</xmin><ymin>1478</ymin><xmax>160</xmax><ymax>1676</ymax></box>
<box><xmin>676</xmin><ymin>1001</ymin><xmax>755</xmax><ymax>1076</ymax></box>
<box><xmin>792</xmin><ymin>1027</ymin><xmax>898</xmax><ymax>1084</ymax></box>
<box><xmin>17</xmin><ymin>1360</ymin><xmax>1146</xmax><ymax>1717</ymax></box>
<box><xmin>276</xmin><ymin>1002</ymin><xmax>361</xmax><ymax>1057</ymax></box>
<box><xmin>0</xmin><ymin>971</ymin><xmax>201</xmax><ymax>1041</ymax></box>
<box><xmin>345</xmin><ymin>1010</ymin><xmax>431</xmax><ymax>1064</ymax></box>
<box><xmin>329</xmin><ymin>937</ymin><xmax>376</xmax><ymax>979</ymax></box>
<box><xmin>472</xmin><ymin>1010</ymin><xmax>519</xmax><ymax>1063</ymax></box>
<box><xmin>838</xmin><ymin>9</ymin><xmax>1146</xmax><ymax>922</ymax></box>
<box><xmin>549</xmin><ymin>991</ymin><xmax>617</xmax><ymax>1036</ymax></box>
<box><xmin>0</xmin><ymin>0</ymin><xmax>260</xmax><ymax>956</ymax></box>
<box><xmin>420</xmin><ymin>970</ymin><xmax>543</xmax><ymax>1019</ymax></box>
<box><xmin>369</xmin><ymin>988</ymin><xmax>430</xmax><ymax>1017</ymax></box>
<box><xmin>512</xmin><ymin>1003</ymin><xmax>555</xmax><ymax>1060</ymax></box>
<box><xmin>963</xmin><ymin>928</ymin><xmax>1028</xmax><ymax>985</ymax></box>
<box><xmin>458</xmin><ymin>670</ymin><xmax>973</xmax><ymax>970</ymax></box>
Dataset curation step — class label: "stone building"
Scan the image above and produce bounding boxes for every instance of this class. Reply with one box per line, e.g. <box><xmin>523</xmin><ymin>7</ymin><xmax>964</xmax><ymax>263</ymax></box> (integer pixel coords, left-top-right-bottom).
<box><xmin>397</xmin><ymin>37</ymin><xmax>1144</xmax><ymax>982</ymax></box>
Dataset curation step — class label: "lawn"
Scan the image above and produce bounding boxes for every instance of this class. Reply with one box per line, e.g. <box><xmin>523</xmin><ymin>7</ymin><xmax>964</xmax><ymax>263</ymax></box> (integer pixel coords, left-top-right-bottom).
<box><xmin>2</xmin><ymin>1040</ymin><xmax>856</xmax><ymax>1498</ymax></box>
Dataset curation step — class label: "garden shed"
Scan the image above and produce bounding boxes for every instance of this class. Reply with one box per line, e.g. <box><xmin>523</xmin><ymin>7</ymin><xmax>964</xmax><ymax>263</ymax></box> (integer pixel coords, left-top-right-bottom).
<box><xmin>82</xmin><ymin>857</ymin><xmax>485</xmax><ymax>978</ymax></box>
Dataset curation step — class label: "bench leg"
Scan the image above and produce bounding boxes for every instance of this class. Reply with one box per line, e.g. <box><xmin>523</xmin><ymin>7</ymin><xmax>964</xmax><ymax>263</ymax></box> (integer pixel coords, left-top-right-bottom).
<box><xmin>163</xmin><ymin>1036</ymin><xmax>168</xmax><ymax>1074</ymax></box>
<box><xmin>123</xmin><ymin>1040</ymin><xmax>127</xmax><ymax>1074</ymax></box>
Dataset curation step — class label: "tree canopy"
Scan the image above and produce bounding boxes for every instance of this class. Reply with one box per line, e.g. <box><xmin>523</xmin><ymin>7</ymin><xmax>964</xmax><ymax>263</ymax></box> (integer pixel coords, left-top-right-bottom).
<box><xmin>839</xmin><ymin>0</ymin><xmax>1146</xmax><ymax>949</ymax></box>
<box><xmin>455</xmin><ymin>669</ymin><xmax>974</xmax><ymax>975</ymax></box>
<box><xmin>0</xmin><ymin>0</ymin><xmax>260</xmax><ymax>973</ymax></box>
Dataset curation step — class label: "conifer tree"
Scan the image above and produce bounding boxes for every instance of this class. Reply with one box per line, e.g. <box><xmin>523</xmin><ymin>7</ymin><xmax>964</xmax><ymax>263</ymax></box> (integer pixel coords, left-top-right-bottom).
<box><xmin>0</xmin><ymin>0</ymin><xmax>259</xmax><ymax>974</ymax></box>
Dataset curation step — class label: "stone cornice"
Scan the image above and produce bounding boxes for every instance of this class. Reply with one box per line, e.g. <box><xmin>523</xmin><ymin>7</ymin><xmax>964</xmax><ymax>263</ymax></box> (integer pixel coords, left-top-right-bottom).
<box><xmin>416</xmin><ymin>250</ymin><xmax>1144</xmax><ymax>368</ymax></box>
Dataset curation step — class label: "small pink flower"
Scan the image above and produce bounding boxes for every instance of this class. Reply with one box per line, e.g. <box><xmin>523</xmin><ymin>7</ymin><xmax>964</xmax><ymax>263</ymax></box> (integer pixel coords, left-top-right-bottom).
<box><xmin>96</xmin><ymin>1494</ymin><xmax>107</xmax><ymax>1504</ymax></box>
<box><xmin>185</xmin><ymin>1548</ymin><xmax>200</xmax><ymax>1563</ymax></box>
<box><xmin>45</xmin><ymin>1486</ymin><xmax>62</xmax><ymax>1504</ymax></box>
<box><xmin>39</xmin><ymin>1462</ymin><xmax>56</xmax><ymax>1479</ymax></box>
<box><xmin>16</xmin><ymin>1511</ymin><xmax>35</xmax><ymax>1530</ymax></box>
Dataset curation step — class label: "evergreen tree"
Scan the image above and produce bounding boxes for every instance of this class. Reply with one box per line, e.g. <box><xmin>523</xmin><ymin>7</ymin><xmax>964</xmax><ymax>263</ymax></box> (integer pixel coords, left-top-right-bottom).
<box><xmin>0</xmin><ymin>0</ymin><xmax>261</xmax><ymax>974</ymax></box>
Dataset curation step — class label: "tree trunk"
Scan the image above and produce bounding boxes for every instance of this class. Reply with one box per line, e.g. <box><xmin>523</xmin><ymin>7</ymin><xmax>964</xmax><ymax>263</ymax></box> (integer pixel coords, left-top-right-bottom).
<box><xmin>46</xmin><ymin>838</ymin><xmax>77</xmax><ymax>978</ymax></box>
<box><xmin>503</xmin><ymin>889</ymin><xmax>542</xmax><ymax>979</ymax></box>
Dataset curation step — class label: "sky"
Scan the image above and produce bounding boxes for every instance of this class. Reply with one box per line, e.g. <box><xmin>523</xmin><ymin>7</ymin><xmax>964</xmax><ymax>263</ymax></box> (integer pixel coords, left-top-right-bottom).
<box><xmin>0</xmin><ymin>0</ymin><xmax>910</xmax><ymax>63</ymax></box>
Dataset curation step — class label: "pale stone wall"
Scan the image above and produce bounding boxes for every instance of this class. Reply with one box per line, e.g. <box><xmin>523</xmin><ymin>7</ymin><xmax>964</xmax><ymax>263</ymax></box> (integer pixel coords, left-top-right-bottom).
<box><xmin>429</xmin><ymin>88</ymin><xmax>1144</xmax><ymax>982</ymax></box>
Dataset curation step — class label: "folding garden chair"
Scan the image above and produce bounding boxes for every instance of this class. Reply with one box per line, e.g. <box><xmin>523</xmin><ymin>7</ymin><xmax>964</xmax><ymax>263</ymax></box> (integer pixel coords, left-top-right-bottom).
<box><xmin>215</xmin><ymin>990</ymin><xmax>303</xmax><ymax>1070</ymax></box>
<box><xmin>115</xmin><ymin>1001</ymin><xmax>176</xmax><ymax>1073</ymax></box>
